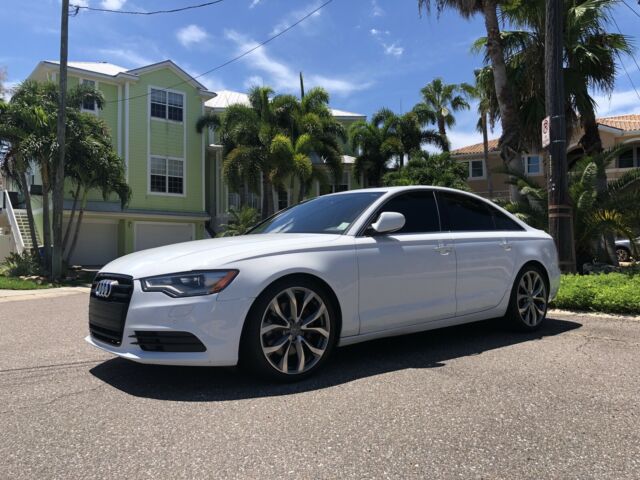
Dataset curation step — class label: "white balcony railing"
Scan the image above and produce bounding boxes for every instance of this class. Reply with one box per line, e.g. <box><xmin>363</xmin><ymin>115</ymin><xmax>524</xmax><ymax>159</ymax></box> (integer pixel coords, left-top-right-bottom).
<box><xmin>2</xmin><ymin>190</ymin><xmax>25</xmax><ymax>254</ymax></box>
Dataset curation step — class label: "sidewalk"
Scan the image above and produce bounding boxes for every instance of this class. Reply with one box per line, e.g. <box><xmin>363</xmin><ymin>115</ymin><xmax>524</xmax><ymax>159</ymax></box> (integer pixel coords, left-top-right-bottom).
<box><xmin>0</xmin><ymin>286</ymin><xmax>91</xmax><ymax>303</ymax></box>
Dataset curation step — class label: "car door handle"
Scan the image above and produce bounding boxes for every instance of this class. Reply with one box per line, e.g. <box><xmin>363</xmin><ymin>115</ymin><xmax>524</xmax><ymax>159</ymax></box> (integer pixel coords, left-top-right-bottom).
<box><xmin>500</xmin><ymin>241</ymin><xmax>512</xmax><ymax>251</ymax></box>
<box><xmin>435</xmin><ymin>245</ymin><xmax>453</xmax><ymax>255</ymax></box>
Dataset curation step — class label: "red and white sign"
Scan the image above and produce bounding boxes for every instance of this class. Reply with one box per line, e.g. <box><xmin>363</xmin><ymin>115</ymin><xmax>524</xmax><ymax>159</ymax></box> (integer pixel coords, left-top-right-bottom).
<box><xmin>542</xmin><ymin>116</ymin><xmax>551</xmax><ymax>148</ymax></box>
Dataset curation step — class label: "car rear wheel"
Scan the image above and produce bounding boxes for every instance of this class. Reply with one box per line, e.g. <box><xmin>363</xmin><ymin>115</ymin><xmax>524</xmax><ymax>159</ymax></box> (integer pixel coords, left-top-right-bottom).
<box><xmin>241</xmin><ymin>277</ymin><xmax>337</xmax><ymax>381</ymax></box>
<box><xmin>616</xmin><ymin>247</ymin><xmax>631</xmax><ymax>263</ymax></box>
<box><xmin>504</xmin><ymin>265</ymin><xmax>549</xmax><ymax>331</ymax></box>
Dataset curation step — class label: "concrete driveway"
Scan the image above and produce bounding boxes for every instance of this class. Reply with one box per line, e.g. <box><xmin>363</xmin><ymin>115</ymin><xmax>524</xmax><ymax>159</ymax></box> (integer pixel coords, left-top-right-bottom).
<box><xmin>1</xmin><ymin>293</ymin><xmax>638</xmax><ymax>479</ymax></box>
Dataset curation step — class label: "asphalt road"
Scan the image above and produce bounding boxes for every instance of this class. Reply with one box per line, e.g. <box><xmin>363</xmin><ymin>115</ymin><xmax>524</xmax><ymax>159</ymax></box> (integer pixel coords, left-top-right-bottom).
<box><xmin>1</xmin><ymin>293</ymin><xmax>639</xmax><ymax>480</ymax></box>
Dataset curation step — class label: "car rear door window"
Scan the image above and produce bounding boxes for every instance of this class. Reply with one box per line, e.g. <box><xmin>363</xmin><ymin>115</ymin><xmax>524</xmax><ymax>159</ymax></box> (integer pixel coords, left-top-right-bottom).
<box><xmin>377</xmin><ymin>191</ymin><xmax>440</xmax><ymax>234</ymax></box>
<box><xmin>437</xmin><ymin>192</ymin><xmax>495</xmax><ymax>232</ymax></box>
<box><xmin>492</xmin><ymin>209</ymin><xmax>524</xmax><ymax>231</ymax></box>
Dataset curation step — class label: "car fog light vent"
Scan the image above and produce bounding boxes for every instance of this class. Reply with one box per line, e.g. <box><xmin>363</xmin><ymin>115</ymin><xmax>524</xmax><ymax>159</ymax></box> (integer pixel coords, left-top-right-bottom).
<box><xmin>132</xmin><ymin>331</ymin><xmax>206</xmax><ymax>353</ymax></box>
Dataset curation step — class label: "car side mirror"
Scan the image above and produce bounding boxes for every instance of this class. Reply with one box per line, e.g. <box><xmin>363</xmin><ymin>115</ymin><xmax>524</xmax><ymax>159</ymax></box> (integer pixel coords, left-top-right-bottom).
<box><xmin>370</xmin><ymin>212</ymin><xmax>405</xmax><ymax>234</ymax></box>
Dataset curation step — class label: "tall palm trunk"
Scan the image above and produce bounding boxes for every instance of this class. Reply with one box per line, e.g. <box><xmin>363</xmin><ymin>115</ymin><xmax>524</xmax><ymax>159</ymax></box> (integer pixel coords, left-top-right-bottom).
<box><xmin>62</xmin><ymin>183</ymin><xmax>81</xmax><ymax>253</ymax></box>
<box><xmin>18</xmin><ymin>170</ymin><xmax>39</xmax><ymax>253</ymax></box>
<box><xmin>261</xmin><ymin>175</ymin><xmax>274</xmax><ymax>219</ymax></box>
<box><xmin>40</xmin><ymin>161</ymin><xmax>52</xmax><ymax>275</ymax></box>
<box><xmin>482</xmin><ymin>0</ymin><xmax>522</xmax><ymax>201</ymax></box>
<box><xmin>298</xmin><ymin>179</ymin><xmax>306</xmax><ymax>203</ymax></box>
<box><xmin>65</xmin><ymin>189</ymin><xmax>88</xmax><ymax>264</ymax></box>
<box><xmin>481</xmin><ymin>111</ymin><xmax>494</xmax><ymax>198</ymax></box>
<box><xmin>437</xmin><ymin>116</ymin><xmax>449</xmax><ymax>152</ymax></box>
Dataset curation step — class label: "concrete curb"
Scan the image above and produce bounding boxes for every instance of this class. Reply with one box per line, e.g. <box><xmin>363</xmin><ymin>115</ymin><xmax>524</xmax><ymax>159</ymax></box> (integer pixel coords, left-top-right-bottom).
<box><xmin>0</xmin><ymin>287</ymin><xmax>91</xmax><ymax>303</ymax></box>
<box><xmin>549</xmin><ymin>308</ymin><xmax>640</xmax><ymax>322</ymax></box>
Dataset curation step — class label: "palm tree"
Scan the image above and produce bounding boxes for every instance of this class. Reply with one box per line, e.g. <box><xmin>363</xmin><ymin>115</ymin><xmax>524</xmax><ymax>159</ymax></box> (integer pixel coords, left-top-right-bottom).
<box><xmin>0</xmin><ymin>99</ymin><xmax>41</xmax><ymax>252</ymax></box>
<box><xmin>63</xmin><ymin>112</ymin><xmax>130</xmax><ymax>262</ymax></box>
<box><xmin>197</xmin><ymin>86</ymin><xmax>295</xmax><ymax>219</ymax></box>
<box><xmin>218</xmin><ymin>206</ymin><xmax>259</xmax><ymax>236</ymax></box>
<box><xmin>349</xmin><ymin>109</ymin><xmax>401</xmax><ymax>187</ymax></box>
<box><xmin>418</xmin><ymin>1</ymin><xmax>524</xmax><ymax>196</ymax></box>
<box><xmin>272</xmin><ymin>86</ymin><xmax>346</xmax><ymax>200</ymax></box>
<box><xmin>500</xmin><ymin>0</ymin><xmax>631</xmax><ymax>158</ymax></box>
<box><xmin>0</xmin><ymin>80</ymin><xmax>104</xmax><ymax>275</ymax></box>
<box><xmin>372</xmin><ymin>108</ymin><xmax>444</xmax><ymax>166</ymax></box>
<box><xmin>413</xmin><ymin>78</ymin><xmax>471</xmax><ymax>151</ymax></box>
<box><xmin>383</xmin><ymin>151</ymin><xmax>470</xmax><ymax>189</ymax></box>
<box><xmin>500</xmin><ymin>148</ymin><xmax>640</xmax><ymax>270</ymax></box>
<box><xmin>468</xmin><ymin>68</ymin><xmax>496</xmax><ymax>197</ymax></box>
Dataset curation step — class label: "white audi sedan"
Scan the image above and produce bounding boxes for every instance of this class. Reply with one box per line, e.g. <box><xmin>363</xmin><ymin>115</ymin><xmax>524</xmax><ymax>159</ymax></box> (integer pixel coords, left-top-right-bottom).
<box><xmin>86</xmin><ymin>187</ymin><xmax>560</xmax><ymax>380</ymax></box>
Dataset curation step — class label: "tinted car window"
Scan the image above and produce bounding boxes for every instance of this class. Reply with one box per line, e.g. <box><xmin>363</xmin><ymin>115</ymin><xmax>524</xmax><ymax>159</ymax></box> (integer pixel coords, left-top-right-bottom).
<box><xmin>492</xmin><ymin>209</ymin><xmax>524</xmax><ymax>231</ymax></box>
<box><xmin>438</xmin><ymin>192</ymin><xmax>495</xmax><ymax>232</ymax></box>
<box><xmin>376</xmin><ymin>191</ymin><xmax>440</xmax><ymax>234</ymax></box>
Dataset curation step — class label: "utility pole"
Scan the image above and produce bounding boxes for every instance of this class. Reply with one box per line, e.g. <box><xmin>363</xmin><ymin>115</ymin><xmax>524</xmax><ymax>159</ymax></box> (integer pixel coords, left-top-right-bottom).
<box><xmin>53</xmin><ymin>0</ymin><xmax>69</xmax><ymax>279</ymax></box>
<box><xmin>545</xmin><ymin>0</ymin><xmax>576</xmax><ymax>273</ymax></box>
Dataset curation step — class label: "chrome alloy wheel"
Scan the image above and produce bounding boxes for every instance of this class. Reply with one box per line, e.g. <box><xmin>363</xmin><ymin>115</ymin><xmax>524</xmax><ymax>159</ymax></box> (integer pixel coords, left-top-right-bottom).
<box><xmin>260</xmin><ymin>287</ymin><xmax>331</xmax><ymax>375</ymax></box>
<box><xmin>517</xmin><ymin>270</ymin><xmax>547</xmax><ymax>327</ymax></box>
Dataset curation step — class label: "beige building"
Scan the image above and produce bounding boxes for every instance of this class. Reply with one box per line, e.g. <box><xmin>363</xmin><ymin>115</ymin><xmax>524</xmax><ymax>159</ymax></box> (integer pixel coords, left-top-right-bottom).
<box><xmin>451</xmin><ymin>114</ymin><xmax>640</xmax><ymax>199</ymax></box>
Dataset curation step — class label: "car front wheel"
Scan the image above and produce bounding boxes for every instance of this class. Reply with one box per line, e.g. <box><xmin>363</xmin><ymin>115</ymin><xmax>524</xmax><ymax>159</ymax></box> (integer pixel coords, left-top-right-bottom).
<box><xmin>504</xmin><ymin>265</ymin><xmax>549</xmax><ymax>331</ymax></box>
<box><xmin>241</xmin><ymin>277</ymin><xmax>337</xmax><ymax>381</ymax></box>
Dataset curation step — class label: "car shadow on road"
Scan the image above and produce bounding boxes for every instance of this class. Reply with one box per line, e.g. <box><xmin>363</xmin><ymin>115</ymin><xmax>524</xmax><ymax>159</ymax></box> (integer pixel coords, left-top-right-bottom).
<box><xmin>89</xmin><ymin>317</ymin><xmax>581</xmax><ymax>402</ymax></box>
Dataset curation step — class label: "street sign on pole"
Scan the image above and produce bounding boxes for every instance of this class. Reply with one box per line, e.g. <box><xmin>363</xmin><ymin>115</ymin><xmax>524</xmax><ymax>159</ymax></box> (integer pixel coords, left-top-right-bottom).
<box><xmin>542</xmin><ymin>116</ymin><xmax>551</xmax><ymax>148</ymax></box>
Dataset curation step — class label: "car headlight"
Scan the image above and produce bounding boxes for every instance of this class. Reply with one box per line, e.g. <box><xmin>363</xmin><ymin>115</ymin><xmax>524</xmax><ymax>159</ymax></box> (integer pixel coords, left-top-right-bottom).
<box><xmin>140</xmin><ymin>270</ymin><xmax>238</xmax><ymax>298</ymax></box>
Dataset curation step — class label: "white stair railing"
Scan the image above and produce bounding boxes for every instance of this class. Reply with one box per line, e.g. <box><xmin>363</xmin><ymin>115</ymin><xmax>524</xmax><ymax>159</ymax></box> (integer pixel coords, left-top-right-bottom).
<box><xmin>2</xmin><ymin>190</ymin><xmax>25</xmax><ymax>254</ymax></box>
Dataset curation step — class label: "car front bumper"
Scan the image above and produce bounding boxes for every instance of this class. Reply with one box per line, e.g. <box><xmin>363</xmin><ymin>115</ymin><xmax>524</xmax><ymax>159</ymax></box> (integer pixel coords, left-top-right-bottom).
<box><xmin>86</xmin><ymin>280</ymin><xmax>254</xmax><ymax>366</ymax></box>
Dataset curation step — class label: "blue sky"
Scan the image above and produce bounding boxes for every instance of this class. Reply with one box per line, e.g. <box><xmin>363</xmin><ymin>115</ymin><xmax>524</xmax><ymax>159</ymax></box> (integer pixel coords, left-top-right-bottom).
<box><xmin>2</xmin><ymin>0</ymin><xmax>640</xmax><ymax>148</ymax></box>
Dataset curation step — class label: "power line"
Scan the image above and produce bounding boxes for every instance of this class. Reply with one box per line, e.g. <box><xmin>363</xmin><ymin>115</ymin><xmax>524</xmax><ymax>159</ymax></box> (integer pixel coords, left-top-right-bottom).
<box><xmin>104</xmin><ymin>0</ymin><xmax>334</xmax><ymax>104</ymax></box>
<box><xmin>611</xmin><ymin>16</ymin><xmax>640</xmax><ymax>101</ymax></box>
<box><xmin>69</xmin><ymin>0</ymin><xmax>225</xmax><ymax>16</ymax></box>
<box><xmin>621</xmin><ymin>0</ymin><xmax>640</xmax><ymax>20</ymax></box>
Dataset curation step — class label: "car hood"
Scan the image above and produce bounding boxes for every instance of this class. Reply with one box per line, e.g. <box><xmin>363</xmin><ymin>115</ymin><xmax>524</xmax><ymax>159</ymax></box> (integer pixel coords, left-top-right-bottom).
<box><xmin>100</xmin><ymin>233</ymin><xmax>344</xmax><ymax>279</ymax></box>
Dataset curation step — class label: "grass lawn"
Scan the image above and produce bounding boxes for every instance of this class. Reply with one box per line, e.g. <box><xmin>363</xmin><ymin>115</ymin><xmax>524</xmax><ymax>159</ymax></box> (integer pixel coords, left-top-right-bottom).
<box><xmin>0</xmin><ymin>276</ymin><xmax>59</xmax><ymax>290</ymax></box>
<box><xmin>551</xmin><ymin>269</ymin><xmax>640</xmax><ymax>315</ymax></box>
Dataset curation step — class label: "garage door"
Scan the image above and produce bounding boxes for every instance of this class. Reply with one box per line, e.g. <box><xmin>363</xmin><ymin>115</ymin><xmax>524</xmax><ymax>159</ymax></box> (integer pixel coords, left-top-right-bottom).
<box><xmin>134</xmin><ymin>222</ymin><xmax>195</xmax><ymax>252</ymax></box>
<box><xmin>65</xmin><ymin>220</ymin><xmax>118</xmax><ymax>267</ymax></box>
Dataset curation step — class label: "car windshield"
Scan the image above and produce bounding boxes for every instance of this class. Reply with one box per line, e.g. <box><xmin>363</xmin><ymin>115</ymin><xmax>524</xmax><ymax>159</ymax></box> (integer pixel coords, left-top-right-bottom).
<box><xmin>250</xmin><ymin>192</ymin><xmax>383</xmax><ymax>234</ymax></box>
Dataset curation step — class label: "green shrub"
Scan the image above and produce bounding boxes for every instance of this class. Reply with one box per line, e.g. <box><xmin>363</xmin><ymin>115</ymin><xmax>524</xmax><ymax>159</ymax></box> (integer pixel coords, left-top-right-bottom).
<box><xmin>1</xmin><ymin>251</ymin><xmax>42</xmax><ymax>277</ymax></box>
<box><xmin>551</xmin><ymin>271</ymin><xmax>640</xmax><ymax>315</ymax></box>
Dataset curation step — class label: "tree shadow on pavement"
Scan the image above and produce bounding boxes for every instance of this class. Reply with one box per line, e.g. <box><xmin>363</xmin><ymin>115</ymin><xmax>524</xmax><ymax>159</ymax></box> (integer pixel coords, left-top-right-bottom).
<box><xmin>89</xmin><ymin>316</ymin><xmax>581</xmax><ymax>402</ymax></box>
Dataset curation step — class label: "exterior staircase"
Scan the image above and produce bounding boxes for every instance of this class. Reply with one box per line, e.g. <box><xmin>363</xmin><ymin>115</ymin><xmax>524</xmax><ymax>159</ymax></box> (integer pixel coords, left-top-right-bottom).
<box><xmin>13</xmin><ymin>210</ymin><xmax>40</xmax><ymax>251</ymax></box>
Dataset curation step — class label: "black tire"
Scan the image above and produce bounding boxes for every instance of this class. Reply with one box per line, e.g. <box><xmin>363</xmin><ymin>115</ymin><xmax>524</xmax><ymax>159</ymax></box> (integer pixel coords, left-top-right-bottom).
<box><xmin>240</xmin><ymin>276</ymin><xmax>338</xmax><ymax>382</ymax></box>
<box><xmin>616</xmin><ymin>247</ymin><xmax>631</xmax><ymax>263</ymax></box>
<box><xmin>504</xmin><ymin>264</ymin><xmax>549</xmax><ymax>332</ymax></box>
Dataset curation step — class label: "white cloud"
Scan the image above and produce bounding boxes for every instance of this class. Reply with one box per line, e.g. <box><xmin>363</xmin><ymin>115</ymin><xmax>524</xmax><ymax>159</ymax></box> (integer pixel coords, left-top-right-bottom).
<box><xmin>101</xmin><ymin>0</ymin><xmax>126</xmax><ymax>9</ymax></box>
<box><xmin>224</xmin><ymin>29</ymin><xmax>371</xmax><ymax>96</ymax></box>
<box><xmin>73</xmin><ymin>0</ymin><xmax>89</xmax><ymax>6</ymax></box>
<box><xmin>249</xmin><ymin>0</ymin><xmax>262</xmax><ymax>7</ymax></box>
<box><xmin>244</xmin><ymin>75</ymin><xmax>264</xmax><ymax>89</ymax></box>
<box><xmin>1</xmin><ymin>80</ymin><xmax>18</xmax><ymax>101</ymax></box>
<box><xmin>371</xmin><ymin>0</ymin><xmax>384</xmax><ymax>17</ymax></box>
<box><xmin>200</xmin><ymin>75</ymin><xmax>227</xmax><ymax>92</ymax></box>
<box><xmin>593</xmin><ymin>90</ymin><xmax>640</xmax><ymax>117</ymax></box>
<box><xmin>176</xmin><ymin>24</ymin><xmax>209</xmax><ymax>48</ymax></box>
<box><xmin>369</xmin><ymin>28</ymin><xmax>390</xmax><ymax>36</ymax></box>
<box><xmin>270</xmin><ymin>1</ymin><xmax>324</xmax><ymax>35</ymax></box>
<box><xmin>382</xmin><ymin>42</ymin><xmax>404</xmax><ymax>57</ymax></box>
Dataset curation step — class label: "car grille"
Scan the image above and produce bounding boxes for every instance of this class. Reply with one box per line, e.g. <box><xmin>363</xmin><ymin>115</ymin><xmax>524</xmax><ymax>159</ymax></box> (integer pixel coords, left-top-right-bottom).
<box><xmin>88</xmin><ymin>273</ymin><xmax>134</xmax><ymax>346</ymax></box>
<box><xmin>131</xmin><ymin>331</ymin><xmax>207</xmax><ymax>352</ymax></box>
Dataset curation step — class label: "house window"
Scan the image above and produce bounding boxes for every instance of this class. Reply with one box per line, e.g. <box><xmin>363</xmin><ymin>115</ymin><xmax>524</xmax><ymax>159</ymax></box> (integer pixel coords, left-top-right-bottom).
<box><xmin>150</xmin><ymin>157</ymin><xmax>184</xmax><ymax>194</ymax></box>
<box><xmin>277</xmin><ymin>188</ymin><xmax>289</xmax><ymax>210</ymax></box>
<box><xmin>332</xmin><ymin>170</ymin><xmax>350</xmax><ymax>193</ymax></box>
<box><xmin>525</xmin><ymin>155</ymin><xmax>541</xmax><ymax>175</ymax></box>
<box><xmin>618</xmin><ymin>148</ymin><xmax>635</xmax><ymax>169</ymax></box>
<box><xmin>150</xmin><ymin>88</ymin><xmax>184</xmax><ymax>122</ymax></box>
<box><xmin>81</xmin><ymin>79</ymin><xmax>96</xmax><ymax>112</ymax></box>
<box><xmin>464</xmin><ymin>160</ymin><xmax>484</xmax><ymax>179</ymax></box>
